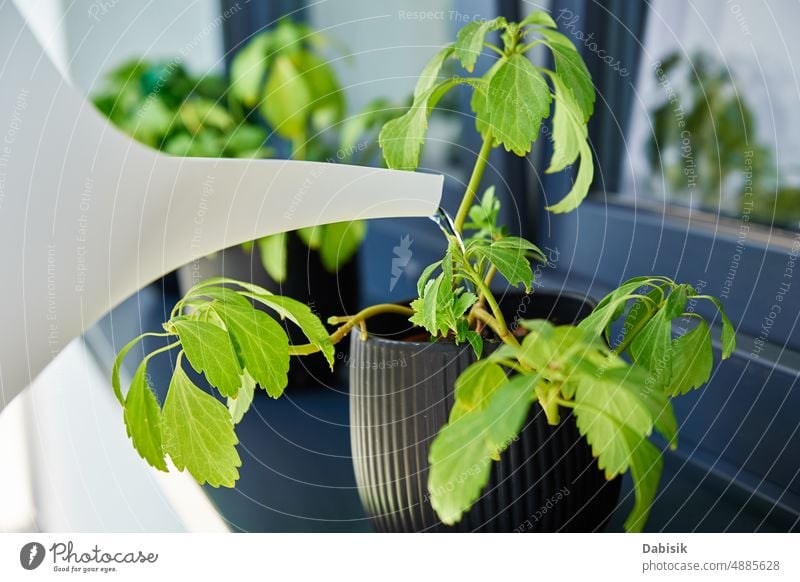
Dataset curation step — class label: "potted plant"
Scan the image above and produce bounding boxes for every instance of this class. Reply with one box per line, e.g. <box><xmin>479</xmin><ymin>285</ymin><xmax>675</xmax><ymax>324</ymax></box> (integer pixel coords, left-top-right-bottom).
<box><xmin>111</xmin><ymin>12</ymin><xmax>735</xmax><ymax>532</ymax></box>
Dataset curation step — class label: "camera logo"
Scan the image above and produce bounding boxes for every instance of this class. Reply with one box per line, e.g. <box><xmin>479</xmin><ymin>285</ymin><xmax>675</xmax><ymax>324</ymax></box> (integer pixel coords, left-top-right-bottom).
<box><xmin>20</xmin><ymin>542</ymin><xmax>46</xmax><ymax>570</ymax></box>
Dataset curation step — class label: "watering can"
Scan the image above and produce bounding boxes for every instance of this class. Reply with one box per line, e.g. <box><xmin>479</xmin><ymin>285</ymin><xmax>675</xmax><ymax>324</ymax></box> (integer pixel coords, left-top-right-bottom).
<box><xmin>0</xmin><ymin>0</ymin><xmax>443</xmax><ymax>412</ymax></box>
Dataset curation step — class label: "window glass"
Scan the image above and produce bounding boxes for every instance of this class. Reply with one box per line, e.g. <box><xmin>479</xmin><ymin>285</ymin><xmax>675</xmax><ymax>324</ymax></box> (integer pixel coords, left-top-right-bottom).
<box><xmin>621</xmin><ymin>0</ymin><xmax>800</xmax><ymax>230</ymax></box>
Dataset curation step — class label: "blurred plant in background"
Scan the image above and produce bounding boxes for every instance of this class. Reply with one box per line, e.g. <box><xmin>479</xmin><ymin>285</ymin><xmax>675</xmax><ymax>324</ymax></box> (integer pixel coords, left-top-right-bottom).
<box><xmin>93</xmin><ymin>19</ymin><xmax>396</xmax><ymax>280</ymax></box>
<box><xmin>647</xmin><ymin>51</ymin><xmax>800</xmax><ymax>227</ymax></box>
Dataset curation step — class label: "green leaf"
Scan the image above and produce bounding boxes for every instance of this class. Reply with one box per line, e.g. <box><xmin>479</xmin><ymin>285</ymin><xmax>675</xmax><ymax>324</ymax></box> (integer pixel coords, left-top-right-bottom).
<box><xmin>211</xmin><ymin>302</ymin><xmax>290</xmax><ymax>398</ymax></box>
<box><xmin>702</xmin><ymin>296</ymin><xmax>736</xmax><ymax>358</ymax></box>
<box><xmin>290</xmin><ymin>51</ymin><xmax>344</xmax><ymax>130</ymax></box>
<box><xmin>546</xmin><ymin>74</ymin><xmax>586</xmax><ymax>173</ymax></box>
<box><xmin>621</xmin><ymin>426</ymin><xmax>663</xmax><ymax>533</ymax></box>
<box><xmin>668</xmin><ymin>321</ymin><xmax>713</xmax><ymax>396</ymax></box>
<box><xmin>257</xmin><ymin>233</ymin><xmax>288</xmax><ymax>282</ymax></box>
<box><xmin>256</xmin><ymin>295</ymin><xmax>335</xmax><ymax>369</ymax></box>
<box><xmin>520</xmin><ymin>11</ymin><xmax>557</xmax><ymax>28</ymax></box>
<box><xmin>318</xmin><ymin>221</ymin><xmax>367</xmax><ymax>272</ymax></box>
<box><xmin>230</xmin><ymin>31</ymin><xmax>271</xmax><ymax>107</ymax></box>
<box><xmin>454</xmin><ymin>17</ymin><xmax>506</xmax><ymax>72</ymax></box>
<box><xmin>172</xmin><ymin>319</ymin><xmax>242</xmax><ymax>398</ymax></box>
<box><xmin>664</xmin><ymin>284</ymin><xmax>690</xmax><ymax>319</ymax></box>
<box><xmin>539</xmin><ymin>29</ymin><xmax>595</xmax><ymax>122</ymax></box>
<box><xmin>450</xmin><ymin>360</ymin><xmax>508</xmax><ymax>422</ymax></box>
<box><xmin>380</xmin><ymin>77</ymin><xmax>473</xmax><ymax>170</ymax></box>
<box><xmin>543</xmin><ymin>137</ymin><xmax>594</xmax><ymax>213</ymax></box>
<box><xmin>471</xmin><ymin>59</ymin><xmax>504</xmax><ymax>139</ymax></box>
<box><xmin>464</xmin><ymin>186</ymin><xmax>501</xmax><ymax>236</ymax></box>
<box><xmin>417</xmin><ymin>260</ymin><xmax>443</xmax><ymax>296</ymax></box>
<box><xmin>227</xmin><ymin>370</ymin><xmax>256</xmax><ymax>424</ymax></box>
<box><xmin>472</xmin><ymin>237</ymin><xmax>542</xmax><ymax>292</ymax></box>
<box><xmin>163</xmin><ymin>362</ymin><xmax>241</xmax><ymax>487</ymax></box>
<box><xmin>428</xmin><ymin>374</ymin><xmax>534</xmax><ymax>524</ymax></box>
<box><xmin>297</xmin><ymin>226</ymin><xmax>322</xmax><ymax>249</ymax></box>
<box><xmin>629</xmin><ymin>310</ymin><xmax>673</xmax><ymax>385</ymax></box>
<box><xmin>488</xmin><ymin>53</ymin><xmax>552</xmax><ymax>155</ymax></box>
<box><xmin>124</xmin><ymin>361</ymin><xmax>167</xmax><ymax>471</ymax></box>
<box><xmin>261</xmin><ymin>54</ymin><xmax>312</xmax><ymax>140</ymax></box>
<box><xmin>465</xmin><ymin>331</ymin><xmax>483</xmax><ymax>359</ymax></box>
<box><xmin>415</xmin><ymin>46</ymin><xmax>454</xmax><ymax>98</ymax></box>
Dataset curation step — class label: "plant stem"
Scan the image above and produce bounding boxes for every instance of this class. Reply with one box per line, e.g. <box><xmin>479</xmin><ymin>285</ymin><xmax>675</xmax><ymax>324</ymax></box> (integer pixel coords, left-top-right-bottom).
<box><xmin>288</xmin><ymin>303</ymin><xmax>413</xmax><ymax>356</ymax></box>
<box><xmin>454</xmin><ymin>130</ymin><xmax>494</xmax><ymax>232</ymax></box>
<box><xmin>472</xmin><ymin>306</ymin><xmax>520</xmax><ymax>349</ymax></box>
<box><xmin>613</xmin><ymin>308</ymin><xmax>654</xmax><ymax>355</ymax></box>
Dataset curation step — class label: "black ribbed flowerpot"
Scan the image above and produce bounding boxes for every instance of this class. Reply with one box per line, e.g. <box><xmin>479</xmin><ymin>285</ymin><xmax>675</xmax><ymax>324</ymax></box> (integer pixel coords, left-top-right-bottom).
<box><xmin>349</xmin><ymin>290</ymin><xmax>621</xmax><ymax>532</ymax></box>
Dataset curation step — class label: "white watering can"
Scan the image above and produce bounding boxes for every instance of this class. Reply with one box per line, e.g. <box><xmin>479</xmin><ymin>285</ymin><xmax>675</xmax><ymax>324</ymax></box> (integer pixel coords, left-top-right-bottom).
<box><xmin>0</xmin><ymin>0</ymin><xmax>443</xmax><ymax>412</ymax></box>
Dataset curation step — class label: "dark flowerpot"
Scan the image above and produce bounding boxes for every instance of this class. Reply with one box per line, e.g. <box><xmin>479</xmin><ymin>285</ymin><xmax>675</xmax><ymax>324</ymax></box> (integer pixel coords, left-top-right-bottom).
<box><xmin>178</xmin><ymin>231</ymin><xmax>358</xmax><ymax>387</ymax></box>
<box><xmin>349</xmin><ymin>290</ymin><xmax>621</xmax><ymax>532</ymax></box>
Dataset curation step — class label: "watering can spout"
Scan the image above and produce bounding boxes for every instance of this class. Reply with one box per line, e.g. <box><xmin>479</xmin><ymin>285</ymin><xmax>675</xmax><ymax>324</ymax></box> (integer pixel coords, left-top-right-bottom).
<box><xmin>0</xmin><ymin>0</ymin><xmax>444</xmax><ymax>411</ymax></box>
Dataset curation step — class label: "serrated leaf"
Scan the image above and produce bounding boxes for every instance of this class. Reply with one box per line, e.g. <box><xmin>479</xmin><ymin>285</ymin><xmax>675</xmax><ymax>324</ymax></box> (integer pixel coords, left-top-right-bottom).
<box><xmin>454</xmin><ymin>17</ymin><xmax>505</xmax><ymax>72</ymax></box>
<box><xmin>230</xmin><ymin>32</ymin><xmax>271</xmax><ymax>107</ymax></box>
<box><xmin>539</xmin><ymin>29</ymin><xmax>594</xmax><ymax>121</ymax></box>
<box><xmin>664</xmin><ymin>284</ymin><xmax>689</xmax><ymax>319</ymax></box>
<box><xmin>472</xmin><ymin>58</ymin><xmax>504</xmax><ymax>139</ymax></box>
<box><xmin>629</xmin><ymin>310</ymin><xmax>673</xmax><ymax>386</ymax></box>
<box><xmin>163</xmin><ymin>362</ymin><xmax>241</xmax><ymax>487</ymax></box>
<box><xmin>124</xmin><ymin>361</ymin><xmax>167</xmax><ymax>471</ymax></box>
<box><xmin>702</xmin><ymin>296</ymin><xmax>736</xmax><ymax>358</ymax></box>
<box><xmin>547</xmin><ymin>74</ymin><xmax>585</xmax><ymax>173</ymax></box>
<box><xmin>257</xmin><ymin>233</ymin><xmax>288</xmax><ymax>282</ymax></box>
<box><xmin>379</xmin><ymin>77</ymin><xmax>469</xmax><ymax>170</ymax></box>
<box><xmin>172</xmin><ymin>319</ymin><xmax>242</xmax><ymax>398</ymax></box>
<box><xmin>621</xmin><ymin>426</ymin><xmax>663</xmax><ymax>533</ymax></box>
<box><xmin>668</xmin><ymin>320</ymin><xmax>713</xmax><ymax>396</ymax></box>
<box><xmin>212</xmin><ymin>302</ymin><xmax>290</xmax><ymax>398</ymax></box>
<box><xmin>543</xmin><ymin>136</ymin><xmax>594</xmax><ymax>213</ymax></box>
<box><xmin>473</xmin><ymin>238</ymin><xmax>536</xmax><ymax>291</ymax></box>
<box><xmin>428</xmin><ymin>374</ymin><xmax>534</xmax><ymax>524</ymax></box>
<box><xmin>318</xmin><ymin>220</ymin><xmax>366</xmax><ymax>272</ymax></box>
<box><xmin>450</xmin><ymin>360</ymin><xmax>508</xmax><ymax>422</ymax></box>
<box><xmin>417</xmin><ymin>260</ymin><xmax>443</xmax><ymax>296</ymax></box>
<box><xmin>488</xmin><ymin>53</ymin><xmax>552</xmax><ymax>155</ymax></box>
<box><xmin>227</xmin><ymin>370</ymin><xmax>256</xmax><ymax>424</ymax></box>
<box><xmin>256</xmin><ymin>295</ymin><xmax>335</xmax><ymax>368</ymax></box>
<box><xmin>465</xmin><ymin>331</ymin><xmax>483</xmax><ymax>359</ymax></box>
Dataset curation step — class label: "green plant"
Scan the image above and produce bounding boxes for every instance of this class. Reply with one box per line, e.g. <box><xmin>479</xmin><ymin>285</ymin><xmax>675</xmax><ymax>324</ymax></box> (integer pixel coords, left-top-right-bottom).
<box><xmin>112</xmin><ymin>12</ymin><xmax>735</xmax><ymax>532</ymax></box>
<box><xmin>93</xmin><ymin>19</ymin><xmax>372</xmax><ymax>280</ymax></box>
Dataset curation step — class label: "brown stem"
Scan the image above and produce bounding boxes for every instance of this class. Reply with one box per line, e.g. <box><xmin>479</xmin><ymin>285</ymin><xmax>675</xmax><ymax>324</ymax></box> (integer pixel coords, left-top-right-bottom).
<box><xmin>288</xmin><ymin>304</ymin><xmax>413</xmax><ymax>356</ymax></box>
